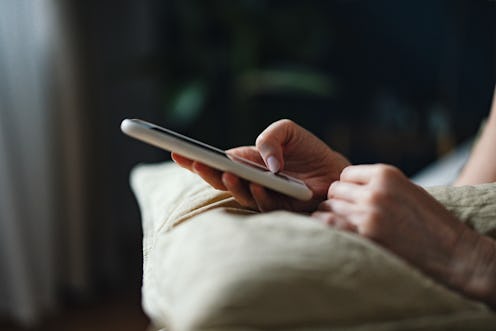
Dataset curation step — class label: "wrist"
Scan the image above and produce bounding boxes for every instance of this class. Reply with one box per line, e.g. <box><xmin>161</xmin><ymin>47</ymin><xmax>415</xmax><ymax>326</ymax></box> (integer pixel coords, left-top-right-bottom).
<box><xmin>449</xmin><ymin>228</ymin><xmax>496</xmax><ymax>308</ymax></box>
<box><xmin>466</xmin><ymin>235</ymin><xmax>496</xmax><ymax>308</ymax></box>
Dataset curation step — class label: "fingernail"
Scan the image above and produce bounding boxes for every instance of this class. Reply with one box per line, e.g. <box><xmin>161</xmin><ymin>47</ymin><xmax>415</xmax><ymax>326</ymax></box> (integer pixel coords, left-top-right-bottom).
<box><xmin>267</xmin><ymin>156</ymin><xmax>280</xmax><ymax>173</ymax></box>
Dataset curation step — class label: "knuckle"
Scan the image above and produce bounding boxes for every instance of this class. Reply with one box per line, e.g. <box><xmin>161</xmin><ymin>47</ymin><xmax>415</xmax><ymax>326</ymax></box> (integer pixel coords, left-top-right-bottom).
<box><xmin>255</xmin><ymin>133</ymin><xmax>268</xmax><ymax>147</ymax></box>
<box><xmin>340</xmin><ymin>166</ymin><xmax>352</xmax><ymax>180</ymax></box>
<box><xmin>328</xmin><ymin>181</ymin><xmax>339</xmax><ymax>196</ymax></box>
<box><xmin>363</xmin><ymin>188</ymin><xmax>388</xmax><ymax>205</ymax></box>
<box><xmin>276</xmin><ymin>118</ymin><xmax>295</xmax><ymax>128</ymax></box>
<box><xmin>363</xmin><ymin>189</ymin><xmax>378</xmax><ymax>204</ymax></box>
<box><xmin>256</xmin><ymin>119</ymin><xmax>296</xmax><ymax>149</ymax></box>
<box><xmin>375</xmin><ymin>164</ymin><xmax>402</xmax><ymax>183</ymax></box>
<box><xmin>322</xmin><ymin>213</ymin><xmax>336</xmax><ymax>225</ymax></box>
<box><xmin>361</xmin><ymin>209</ymin><xmax>383</xmax><ymax>237</ymax></box>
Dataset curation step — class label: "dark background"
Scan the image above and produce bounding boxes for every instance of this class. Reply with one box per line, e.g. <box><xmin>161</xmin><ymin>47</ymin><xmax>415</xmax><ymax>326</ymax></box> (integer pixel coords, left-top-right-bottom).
<box><xmin>65</xmin><ymin>0</ymin><xmax>495</xmax><ymax>303</ymax></box>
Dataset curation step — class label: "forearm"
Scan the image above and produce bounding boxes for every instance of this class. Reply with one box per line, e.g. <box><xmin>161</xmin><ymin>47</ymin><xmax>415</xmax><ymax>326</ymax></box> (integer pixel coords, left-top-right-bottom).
<box><xmin>467</xmin><ymin>235</ymin><xmax>496</xmax><ymax>308</ymax></box>
<box><xmin>455</xmin><ymin>89</ymin><xmax>496</xmax><ymax>186</ymax></box>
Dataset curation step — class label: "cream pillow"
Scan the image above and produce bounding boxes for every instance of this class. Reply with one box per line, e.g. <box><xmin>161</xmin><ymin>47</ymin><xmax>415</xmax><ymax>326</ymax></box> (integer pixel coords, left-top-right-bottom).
<box><xmin>131</xmin><ymin>162</ymin><xmax>496</xmax><ymax>331</ymax></box>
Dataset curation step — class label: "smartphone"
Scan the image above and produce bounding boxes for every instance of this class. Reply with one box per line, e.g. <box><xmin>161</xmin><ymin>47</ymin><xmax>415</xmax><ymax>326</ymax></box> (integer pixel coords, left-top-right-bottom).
<box><xmin>121</xmin><ymin>119</ymin><xmax>313</xmax><ymax>201</ymax></box>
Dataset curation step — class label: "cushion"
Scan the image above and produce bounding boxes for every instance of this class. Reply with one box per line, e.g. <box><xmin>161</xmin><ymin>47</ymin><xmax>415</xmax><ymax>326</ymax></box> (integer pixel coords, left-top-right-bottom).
<box><xmin>131</xmin><ymin>162</ymin><xmax>496</xmax><ymax>331</ymax></box>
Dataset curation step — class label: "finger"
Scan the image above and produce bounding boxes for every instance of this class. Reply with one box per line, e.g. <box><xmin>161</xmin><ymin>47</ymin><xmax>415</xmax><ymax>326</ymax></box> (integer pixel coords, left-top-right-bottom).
<box><xmin>340</xmin><ymin>164</ymin><xmax>380</xmax><ymax>184</ymax></box>
<box><xmin>171</xmin><ymin>152</ymin><xmax>194</xmax><ymax>170</ymax></box>
<box><xmin>311</xmin><ymin>211</ymin><xmax>357</xmax><ymax>232</ymax></box>
<box><xmin>222</xmin><ymin>172</ymin><xmax>258</xmax><ymax>210</ymax></box>
<box><xmin>328</xmin><ymin>181</ymin><xmax>364</xmax><ymax>202</ymax></box>
<box><xmin>249</xmin><ymin>183</ymin><xmax>286</xmax><ymax>212</ymax></box>
<box><xmin>334</xmin><ymin>218</ymin><xmax>357</xmax><ymax>232</ymax></box>
<box><xmin>255</xmin><ymin>120</ymin><xmax>297</xmax><ymax>172</ymax></box>
<box><xmin>332</xmin><ymin>218</ymin><xmax>358</xmax><ymax>232</ymax></box>
<box><xmin>311</xmin><ymin>211</ymin><xmax>337</xmax><ymax>224</ymax></box>
<box><xmin>191</xmin><ymin>161</ymin><xmax>226</xmax><ymax>191</ymax></box>
<box><xmin>227</xmin><ymin>146</ymin><xmax>264</xmax><ymax>165</ymax></box>
<box><xmin>323</xmin><ymin>199</ymin><xmax>355</xmax><ymax>215</ymax></box>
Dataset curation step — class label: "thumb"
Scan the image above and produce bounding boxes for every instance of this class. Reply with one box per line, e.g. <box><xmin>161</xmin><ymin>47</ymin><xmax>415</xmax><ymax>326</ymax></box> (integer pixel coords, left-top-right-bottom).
<box><xmin>256</xmin><ymin>119</ymin><xmax>295</xmax><ymax>173</ymax></box>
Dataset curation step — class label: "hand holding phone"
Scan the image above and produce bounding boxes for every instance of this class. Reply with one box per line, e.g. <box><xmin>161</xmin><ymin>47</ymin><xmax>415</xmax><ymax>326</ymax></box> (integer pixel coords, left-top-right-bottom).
<box><xmin>122</xmin><ymin>118</ymin><xmax>350</xmax><ymax>212</ymax></box>
<box><xmin>121</xmin><ymin>119</ymin><xmax>313</xmax><ymax>200</ymax></box>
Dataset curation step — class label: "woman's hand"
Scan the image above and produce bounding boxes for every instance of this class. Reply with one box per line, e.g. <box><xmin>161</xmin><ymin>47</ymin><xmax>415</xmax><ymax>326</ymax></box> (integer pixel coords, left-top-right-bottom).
<box><xmin>172</xmin><ymin>119</ymin><xmax>350</xmax><ymax>212</ymax></box>
<box><xmin>312</xmin><ymin>164</ymin><xmax>496</xmax><ymax>306</ymax></box>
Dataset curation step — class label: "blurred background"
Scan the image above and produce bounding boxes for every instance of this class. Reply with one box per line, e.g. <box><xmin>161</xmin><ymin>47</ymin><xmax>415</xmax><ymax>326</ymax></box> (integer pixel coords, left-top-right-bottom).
<box><xmin>0</xmin><ymin>0</ymin><xmax>495</xmax><ymax>330</ymax></box>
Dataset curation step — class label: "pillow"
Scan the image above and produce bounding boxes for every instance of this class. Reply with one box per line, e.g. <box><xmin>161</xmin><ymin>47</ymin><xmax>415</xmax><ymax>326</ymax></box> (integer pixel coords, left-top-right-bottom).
<box><xmin>131</xmin><ymin>162</ymin><xmax>496</xmax><ymax>331</ymax></box>
<box><xmin>425</xmin><ymin>184</ymin><xmax>496</xmax><ymax>239</ymax></box>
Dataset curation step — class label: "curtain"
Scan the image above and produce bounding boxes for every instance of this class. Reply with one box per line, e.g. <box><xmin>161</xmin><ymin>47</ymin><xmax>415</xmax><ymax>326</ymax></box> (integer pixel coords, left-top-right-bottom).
<box><xmin>0</xmin><ymin>0</ymin><xmax>88</xmax><ymax>325</ymax></box>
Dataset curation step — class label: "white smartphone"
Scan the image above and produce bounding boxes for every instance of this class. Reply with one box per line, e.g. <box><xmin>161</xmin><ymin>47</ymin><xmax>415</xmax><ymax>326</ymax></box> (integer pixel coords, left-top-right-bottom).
<box><xmin>121</xmin><ymin>119</ymin><xmax>313</xmax><ymax>201</ymax></box>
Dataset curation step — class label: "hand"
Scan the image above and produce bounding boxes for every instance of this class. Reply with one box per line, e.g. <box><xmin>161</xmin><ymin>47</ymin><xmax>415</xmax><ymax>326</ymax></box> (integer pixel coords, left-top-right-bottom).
<box><xmin>172</xmin><ymin>119</ymin><xmax>350</xmax><ymax>212</ymax></box>
<box><xmin>312</xmin><ymin>164</ymin><xmax>496</xmax><ymax>305</ymax></box>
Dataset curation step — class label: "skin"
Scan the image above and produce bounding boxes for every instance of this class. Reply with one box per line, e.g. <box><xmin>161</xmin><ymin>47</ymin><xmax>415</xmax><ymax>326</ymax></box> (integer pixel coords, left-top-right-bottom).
<box><xmin>312</xmin><ymin>164</ymin><xmax>496</xmax><ymax>307</ymax></box>
<box><xmin>172</xmin><ymin>89</ymin><xmax>496</xmax><ymax>308</ymax></box>
<box><xmin>172</xmin><ymin>119</ymin><xmax>350</xmax><ymax>212</ymax></box>
<box><xmin>312</xmin><ymin>88</ymin><xmax>496</xmax><ymax>307</ymax></box>
<box><xmin>454</xmin><ymin>90</ymin><xmax>496</xmax><ymax>186</ymax></box>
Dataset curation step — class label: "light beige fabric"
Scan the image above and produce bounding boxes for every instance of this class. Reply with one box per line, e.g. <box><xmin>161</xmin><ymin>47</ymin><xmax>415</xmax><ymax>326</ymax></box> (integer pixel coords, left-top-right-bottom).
<box><xmin>425</xmin><ymin>184</ymin><xmax>496</xmax><ymax>238</ymax></box>
<box><xmin>131</xmin><ymin>162</ymin><xmax>496</xmax><ymax>331</ymax></box>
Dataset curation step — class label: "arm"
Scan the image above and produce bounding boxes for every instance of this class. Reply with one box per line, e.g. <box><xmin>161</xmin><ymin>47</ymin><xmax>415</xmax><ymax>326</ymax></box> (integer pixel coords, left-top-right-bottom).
<box><xmin>314</xmin><ymin>164</ymin><xmax>496</xmax><ymax>308</ymax></box>
<box><xmin>454</xmin><ymin>88</ymin><xmax>496</xmax><ymax>186</ymax></box>
<box><xmin>312</xmin><ymin>90</ymin><xmax>496</xmax><ymax>308</ymax></box>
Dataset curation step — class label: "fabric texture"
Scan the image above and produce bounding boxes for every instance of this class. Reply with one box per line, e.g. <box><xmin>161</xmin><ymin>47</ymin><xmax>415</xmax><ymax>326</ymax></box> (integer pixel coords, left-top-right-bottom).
<box><xmin>130</xmin><ymin>162</ymin><xmax>496</xmax><ymax>331</ymax></box>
